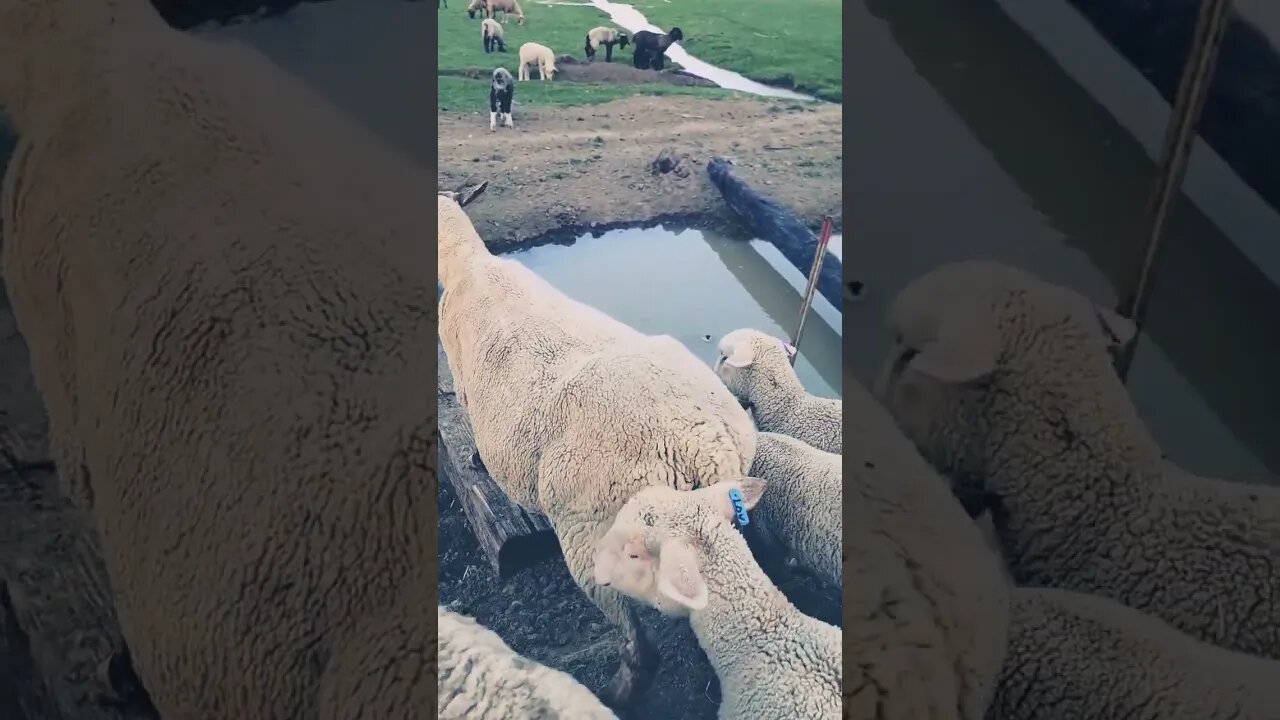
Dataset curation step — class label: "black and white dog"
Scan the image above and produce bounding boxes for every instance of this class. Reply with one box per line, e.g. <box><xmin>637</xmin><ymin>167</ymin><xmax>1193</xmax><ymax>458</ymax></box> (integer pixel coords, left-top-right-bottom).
<box><xmin>489</xmin><ymin>67</ymin><xmax>515</xmax><ymax>132</ymax></box>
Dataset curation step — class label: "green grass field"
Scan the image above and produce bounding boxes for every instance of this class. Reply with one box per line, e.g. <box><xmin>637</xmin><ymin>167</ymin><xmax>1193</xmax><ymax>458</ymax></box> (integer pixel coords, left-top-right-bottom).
<box><xmin>436</xmin><ymin>0</ymin><xmax>841</xmax><ymax>109</ymax></box>
<box><xmin>638</xmin><ymin>0</ymin><xmax>843</xmax><ymax>102</ymax></box>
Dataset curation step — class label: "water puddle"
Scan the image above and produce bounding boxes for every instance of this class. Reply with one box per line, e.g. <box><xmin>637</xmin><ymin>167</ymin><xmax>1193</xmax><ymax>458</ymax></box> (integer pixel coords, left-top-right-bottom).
<box><xmin>587</xmin><ymin>0</ymin><xmax>818</xmax><ymax>100</ymax></box>
<box><xmin>505</xmin><ymin>224</ymin><xmax>842</xmax><ymax>399</ymax></box>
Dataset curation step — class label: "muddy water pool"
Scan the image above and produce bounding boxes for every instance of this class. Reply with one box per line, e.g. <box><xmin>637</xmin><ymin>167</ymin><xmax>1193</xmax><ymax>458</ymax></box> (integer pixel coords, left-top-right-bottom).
<box><xmin>507</xmin><ymin>224</ymin><xmax>843</xmax><ymax>399</ymax></box>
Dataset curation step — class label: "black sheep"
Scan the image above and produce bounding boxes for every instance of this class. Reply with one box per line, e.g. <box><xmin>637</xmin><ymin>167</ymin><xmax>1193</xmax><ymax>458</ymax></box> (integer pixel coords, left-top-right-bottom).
<box><xmin>631</xmin><ymin>27</ymin><xmax>683</xmax><ymax>71</ymax></box>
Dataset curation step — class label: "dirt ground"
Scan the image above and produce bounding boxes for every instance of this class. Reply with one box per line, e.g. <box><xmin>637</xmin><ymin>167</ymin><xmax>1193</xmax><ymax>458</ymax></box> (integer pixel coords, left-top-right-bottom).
<box><xmin>441</xmin><ymin>58</ymin><xmax>719</xmax><ymax>87</ymax></box>
<box><xmin>437</xmin><ymin>95</ymin><xmax>844</xmax><ymax>249</ymax></box>
<box><xmin>437</xmin><ymin>472</ymin><xmax>842</xmax><ymax>719</ymax></box>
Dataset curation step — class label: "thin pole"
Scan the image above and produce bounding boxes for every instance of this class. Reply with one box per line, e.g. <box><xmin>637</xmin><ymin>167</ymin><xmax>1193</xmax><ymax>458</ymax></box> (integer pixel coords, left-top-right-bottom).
<box><xmin>791</xmin><ymin>215</ymin><xmax>834</xmax><ymax>366</ymax></box>
<box><xmin>1115</xmin><ymin>0</ymin><xmax>1233</xmax><ymax>381</ymax></box>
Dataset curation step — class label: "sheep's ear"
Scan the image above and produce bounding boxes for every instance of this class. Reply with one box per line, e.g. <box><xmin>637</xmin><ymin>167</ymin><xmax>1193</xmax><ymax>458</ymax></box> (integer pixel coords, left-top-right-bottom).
<box><xmin>701</xmin><ymin>478</ymin><xmax>766</xmax><ymax>521</ymax></box>
<box><xmin>722</xmin><ymin>342</ymin><xmax>754</xmax><ymax>368</ymax></box>
<box><xmin>1093</xmin><ymin>304</ymin><xmax>1137</xmax><ymax>350</ymax></box>
<box><xmin>907</xmin><ymin>302</ymin><xmax>999</xmax><ymax>383</ymax></box>
<box><xmin>592</xmin><ymin>544</ymin><xmax>620</xmax><ymax>586</ymax></box>
<box><xmin>655</xmin><ymin>539</ymin><xmax>708</xmax><ymax>611</ymax></box>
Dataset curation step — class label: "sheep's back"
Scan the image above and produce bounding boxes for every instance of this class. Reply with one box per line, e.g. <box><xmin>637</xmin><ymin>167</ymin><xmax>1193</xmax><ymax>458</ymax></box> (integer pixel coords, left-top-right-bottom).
<box><xmin>3</xmin><ymin>28</ymin><xmax>439</xmax><ymax>719</ymax></box>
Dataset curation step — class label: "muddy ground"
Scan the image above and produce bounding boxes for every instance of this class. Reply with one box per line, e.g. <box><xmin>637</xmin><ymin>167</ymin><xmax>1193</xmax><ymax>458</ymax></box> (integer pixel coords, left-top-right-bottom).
<box><xmin>441</xmin><ymin>58</ymin><xmax>719</xmax><ymax>87</ymax></box>
<box><xmin>437</xmin><ymin>469</ymin><xmax>842</xmax><ymax>719</ymax></box>
<box><xmin>437</xmin><ymin>95</ymin><xmax>844</xmax><ymax>248</ymax></box>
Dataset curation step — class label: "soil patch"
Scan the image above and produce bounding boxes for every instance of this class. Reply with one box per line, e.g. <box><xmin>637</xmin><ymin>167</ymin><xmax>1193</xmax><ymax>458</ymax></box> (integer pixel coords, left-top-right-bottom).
<box><xmin>438</xmin><ymin>95</ymin><xmax>843</xmax><ymax>250</ymax></box>
<box><xmin>441</xmin><ymin>60</ymin><xmax>718</xmax><ymax>87</ymax></box>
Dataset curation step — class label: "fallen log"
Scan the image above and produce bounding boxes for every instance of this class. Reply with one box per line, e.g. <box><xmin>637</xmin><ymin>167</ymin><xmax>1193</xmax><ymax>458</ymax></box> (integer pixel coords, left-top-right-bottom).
<box><xmin>707</xmin><ymin>156</ymin><xmax>844</xmax><ymax>308</ymax></box>
<box><xmin>437</xmin><ymin>344</ymin><xmax>557</xmax><ymax>577</ymax></box>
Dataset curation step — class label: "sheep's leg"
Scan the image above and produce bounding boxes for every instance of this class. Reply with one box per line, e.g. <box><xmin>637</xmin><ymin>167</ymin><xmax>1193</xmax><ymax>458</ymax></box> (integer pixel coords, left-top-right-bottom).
<box><xmin>605</xmin><ymin>44</ymin><xmax>613</xmax><ymax>62</ymax></box>
<box><xmin>557</xmin><ymin>518</ymin><xmax>659</xmax><ymax>710</ymax></box>
<box><xmin>652</xmin><ymin>53</ymin><xmax>664</xmax><ymax>71</ymax></box>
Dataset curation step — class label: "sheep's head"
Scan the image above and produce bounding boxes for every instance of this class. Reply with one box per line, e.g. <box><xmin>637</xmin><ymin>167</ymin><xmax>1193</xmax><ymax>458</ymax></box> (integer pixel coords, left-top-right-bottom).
<box><xmin>592</xmin><ymin>479</ymin><xmax>766</xmax><ymax>615</ymax></box>
<box><xmin>617</xmin><ymin>33</ymin><xmax>630</xmax><ymax>49</ymax></box>
<box><xmin>466</xmin><ymin>0</ymin><xmax>484</xmax><ymax>17</ymax></box>
<box><xmin>874</xmin><ymin>260</ymin><xmax>1137</xmax><ymax>500</ymax></box>
<box><xmin>713</xmin><ymin>328</ymin><xmax>798</xmax><ymax>409</ymax></box>
<box><xmin>667</xmin><ymin>27</ymin><xmax>684</xmax><ymax>42</ymax></box>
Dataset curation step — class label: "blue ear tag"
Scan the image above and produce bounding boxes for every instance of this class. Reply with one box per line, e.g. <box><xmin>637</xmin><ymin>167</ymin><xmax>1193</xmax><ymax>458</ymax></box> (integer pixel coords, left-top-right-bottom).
<box><xmin>727</xmin><ymin>487</ymin><xmax>750</xmax><ymax>527</ymax></box>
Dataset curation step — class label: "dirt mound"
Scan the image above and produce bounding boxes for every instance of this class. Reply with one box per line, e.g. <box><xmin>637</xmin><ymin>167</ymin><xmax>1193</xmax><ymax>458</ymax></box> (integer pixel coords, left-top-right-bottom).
<box><xmin>441</xmin><ymin>59</ymin><xmax>718</xmax><ymax>87</ymax></box>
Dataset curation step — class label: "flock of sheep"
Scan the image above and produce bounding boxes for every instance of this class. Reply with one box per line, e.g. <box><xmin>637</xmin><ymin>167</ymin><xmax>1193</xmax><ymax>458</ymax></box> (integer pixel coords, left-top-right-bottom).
<box><xmin>439</xmin><ymin>180</ymin><xmax>1280</xmax><ymax>719</ymax></box>
<box><xmin>445</xmin><ymin>0</ymin><xmax>684</xmax><ymax>132</ymax></box>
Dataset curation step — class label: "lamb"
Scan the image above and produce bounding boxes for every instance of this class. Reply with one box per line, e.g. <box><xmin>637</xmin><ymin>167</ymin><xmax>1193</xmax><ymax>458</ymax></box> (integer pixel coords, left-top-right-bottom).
<box><xmin>592</xmin><ymin>481</ymin><xmax>841</xmax><ymax>719</ymax></box>
<box><xmin>584</xmin><ymin>26</ymin><xmax>629</xmax><ymax>63</ymax></box>
<box><xmin>437</xmin><ymin>192</ymin><xmax>756</xmax><ymax>707</ymax></box>
<box><xmin>481</xmin><ymin>17</ymin><xmax>505</xmax><ymax>53</ymax></box>
<box><xmin>747</xmin><ymin>432</ymin><xmax>840</xmax><ymax>587</ymax></box>
<box><xmin>517</xmin><ymin>42</ymin><xmax>557</xmax><ymax>81</ymax></box>
<box><xmin>714</xmin><ymin>328</ymin><xmax>841</xmax><ymax>453</ymax></box>
<box><xmin>438</xmin><ymin>606</ymin><xmax>619</xmax><ymax>719</ymax></box>
<box><xmin>994</xmin><ymin>587</ymin><xmax>1279</xmax><ymax>719</ymax></box>
<box><xmin>875</xmin><ymin>259</ymin><xmax>1280</xmax><ymax>660</ymax></box>
<box><xmin>488</xmin><ymin>67</ymin><xmax>515</xmax><ymax>132</ymax></box>
<box><xmin>469</xmin><ymin>0</ymin><xmax>525</xmax><ymax>25</ymax></box>
<box><xmin>2</xmin><ymin>2</ymin><xmax>437</xmax><ymax>717</ymax></box>
<box><xmin>631</xmin><ymin>27</ymin><xmax>683</xmax><ymax>71</ymax></box>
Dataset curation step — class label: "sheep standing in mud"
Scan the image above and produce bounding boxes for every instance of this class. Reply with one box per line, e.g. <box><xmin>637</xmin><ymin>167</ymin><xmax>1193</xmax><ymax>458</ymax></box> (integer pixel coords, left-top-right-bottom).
<box><xmin>632</xmin><ymin>27</ymin><xmax>683</xmax><ymax>71</ymax></box>
<box><xmin>481</xmin><ymin>17</ymin><xmax>505</xmax><ymax>53</ymax></box>
<box><xmin>518</xmin><ymin>42</ymin><xmax>557</xmax><ymax>81</ymax></box>
<box><xmin>1</xmin><ymin>2</ymin><xmax>437</xmax><ymax>717</ymax></box>
<box><xmin>489</xmin><ymin>67</ymin><xmax>515</xmax><ymax>131</ymax></box>
<box><xmin>876</xmin><ymin>260</ymin><xmax>1280</xmax><ymax>660</ymax></box>
<box><xmin>437</xmin><ymin>191</ymin><xmax>757</xmax><ymax>709</ymax></box>
<box><xmin>585</xmin><ymin>26</ymin><xmax>629</xmax><ymax>63</ymax></box>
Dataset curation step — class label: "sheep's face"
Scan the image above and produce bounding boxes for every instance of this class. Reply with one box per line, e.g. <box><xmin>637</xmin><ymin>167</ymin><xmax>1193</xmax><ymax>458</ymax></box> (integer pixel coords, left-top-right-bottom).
<box><xmin>593</xmin><ymin>480</ymin><xmax>765</xmax><ymax>615</ymax></box>
<box><xmin>668</xmin><ymin>27</ymin><xmax>684</xmax><ymax>42</ymax></box>
<box><xmin>618</xmin><ymin>34</ymin><xmax>630</xmax><ymax>49</ymax></box>
<box><xmin>875</xmin><ymin>261</ymin><xmax>1138</xmax><ymax>494</ymax></box>
<box><xmin>713</xmin><ymin>329</ymin><xmax>795</xmax><ymax>407</ymax></box>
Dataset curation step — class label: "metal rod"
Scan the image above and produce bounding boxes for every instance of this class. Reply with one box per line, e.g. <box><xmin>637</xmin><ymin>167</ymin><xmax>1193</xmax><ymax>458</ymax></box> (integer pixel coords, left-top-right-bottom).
<box><xmin>791</xmin><ymin>215</ymin><xmax>834</xmax><ymax>366</ymax></box>
<box><xmin>1115</xmin><ymin>0</ymin><xmax>1233</xmax><ymax>381</ymax></box>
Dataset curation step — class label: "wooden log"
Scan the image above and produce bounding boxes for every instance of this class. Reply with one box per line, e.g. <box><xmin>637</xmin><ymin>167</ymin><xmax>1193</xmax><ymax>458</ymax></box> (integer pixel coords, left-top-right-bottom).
<box><xmin>707</xmin><ymin>156</ymin><xmax>844</xmax><ymax>308</ymax></box>
<box><xmin>437</xmin><ymin>344</ymin><xmax>557</xmax><ymax>577</ymax></box>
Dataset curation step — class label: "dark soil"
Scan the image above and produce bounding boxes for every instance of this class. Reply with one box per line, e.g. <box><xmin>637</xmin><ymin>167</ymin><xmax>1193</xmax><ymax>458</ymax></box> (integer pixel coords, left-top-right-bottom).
<box><xmin>440</xmin><ymin>59</ymin><xmax>718</xmax><ymax>86</ymax></box>
<box><xmin>437</xmin><ymin>465</ymin><xmax>841</xmax><ymax>719</ymax></box>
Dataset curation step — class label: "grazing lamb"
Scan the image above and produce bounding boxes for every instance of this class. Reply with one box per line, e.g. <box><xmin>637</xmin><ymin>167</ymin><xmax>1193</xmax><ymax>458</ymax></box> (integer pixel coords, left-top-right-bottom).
<box><xmin>631</xmin><ymin>27</ymin><xmax>683</xmax><ymax>71</ymax></box>
<box><xmin>488</xmin><ymin>67</ymin><xmax>515</xmax><ymax>132</ymax></box>
<box><xmin>469</xmin><ymin>0</ymin><xmax>524</xmax><ymax>25</ymax></box>
<box><xmin>517</xmin><ymin>42</ymin><xmax>557</xmax><ymax>81</ymax></box>
<box><xmin>480</xmin><ymin>17</ymin><xmax>505</xmax><ymax>53</ymax></box>
<box><xmin>876</xmin><ymin>260</ymin><xmax>1280</xmax><ymax>660</ymax></box>
<box><xmin>747</xmin><ymin>432</ymin><xmax>840</xmax><ymax>587</ymax></box>
<box><xmin>593</xmin><ymin>481</ymin><xmax>841</xmax><ymax>719</ymax></box>
<box><xmin>714</xmin><ymin>328</ymin><xmax>841</xmax><ymax>453</ymax></box>
<box><xmin>584</xmin><ymin>26</ymin><xmax>629</xmax><ymax>63</ymax></box>
<box><xmin>437</xmin><ymin>193</ymin><xmax>756</xmax><ymax>707</ymax></box>
<box><xmin>994</xmin><ymin>587</ymin><xmax>1279</xmax><ymax>719</ymax></box>
<box><xmin>1</xmin><ymin>2</ymin><xmax>437</xmax><ymax>717</ymax></box>
<box><xmin>438</xmin><ymin>606</ymin><xmax>619</xmax><ymax>719</ymax></box>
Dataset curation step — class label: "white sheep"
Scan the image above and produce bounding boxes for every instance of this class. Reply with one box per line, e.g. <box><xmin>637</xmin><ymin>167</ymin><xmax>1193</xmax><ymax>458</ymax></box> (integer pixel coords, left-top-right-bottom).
<box><xmin>518</xmin><ymin>42</ymin><xmax>558</xmax><ymax>82</ymax></box>
<box><xmin>746</xmin><ymin>431</ymin><xmax>840</xmax><ymax>587</ymax></box>
<box><xmin>480</xmin><ymin>18</ymin><xmax>505</xmax><ymax>53</ymax></box>
<box><xmin>2</xmin><ymin>3</ymin><xmax>437</xmax><ymax>717</ymax></box>
<box><xmin>437</xmin><ymin>606</ymin><xmax>619</xmax><ymax>719</ymax></box>
<box><xmin>995</xmin><ymin>587</ymin><xmax>1279</xmax><ymax>719</ymax></box>
<box><xmin>468</xmin><ymin>0</ymin><xmax>525</xmax><ymax>25</ymax></box>
<box><xmin>876</xmin><ymin>260</ymin><xmax>1280</xmax><ymax>660</ymax></box>
<box><xmin>714</xmin><ymin>328</ymin><xmax>841</xmax><ymax>453</ymax></box>
<box><xmin>584</xmin><ymin>26</ymin><xmax>629</xmax><ymax>63</ymax></box>
<box><xmin>592</xmin><ymin>480</ymin><xmax>841</xmax><ymax>719</ymax></box>
<box><xmin>437</xmin><ymin>193</ymin><xmax>757</xmax><ymax>707</ymax></box>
